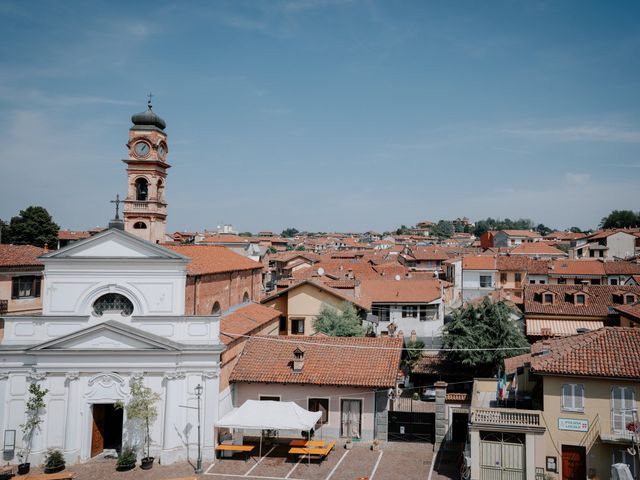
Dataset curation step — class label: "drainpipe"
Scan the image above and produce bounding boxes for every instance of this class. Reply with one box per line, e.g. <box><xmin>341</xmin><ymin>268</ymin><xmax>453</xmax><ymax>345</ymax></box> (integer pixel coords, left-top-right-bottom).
<box><xmin>193</xmin><ymin>275</ymin><xmax>200</xmax><ymax>315</ymax></box>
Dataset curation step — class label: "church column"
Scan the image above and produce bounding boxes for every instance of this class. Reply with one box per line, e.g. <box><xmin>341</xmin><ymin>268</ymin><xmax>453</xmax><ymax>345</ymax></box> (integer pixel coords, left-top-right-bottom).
<box><xmin>201</xmin><ymin>370</ymin><xmax>219</xmax><ymax>457</ymax></box>
<box><xmin>162</xmin><ymin>371</ymin><xmax>184</xmax><ymax>461</ymax></box>
<box><xmin>27</xmin><ymin>370</ymin><xmax>47</xmax><ymax>459</ymax></box>
<box><xmin>63</xmin><ymin>372</ymin><xmax>80</xmax><ymax>463</ymax></box>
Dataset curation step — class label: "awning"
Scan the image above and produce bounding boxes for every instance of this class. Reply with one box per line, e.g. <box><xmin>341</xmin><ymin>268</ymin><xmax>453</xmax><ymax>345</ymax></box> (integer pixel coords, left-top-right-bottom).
<box><xmin>526</xmin><ymin>318</ymin><xmax>604</xmax><ymax>337</ymax></box>
<box><xmin>216</xmin><ymin>400</ymin><xmax>321</xmax><ymax>431</ymax></box>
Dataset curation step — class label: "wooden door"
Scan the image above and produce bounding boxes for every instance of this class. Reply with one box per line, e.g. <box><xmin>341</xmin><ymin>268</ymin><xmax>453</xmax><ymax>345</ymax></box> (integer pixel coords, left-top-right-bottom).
<box><xmin>91</xmin><ymin>405</ymin><xmax>105</xmax><ymax>457</ymax></box>
<box><xmin>562</xmin><ymin>445</ymin><xmax>586</xmax><ymax>480</ymax></box>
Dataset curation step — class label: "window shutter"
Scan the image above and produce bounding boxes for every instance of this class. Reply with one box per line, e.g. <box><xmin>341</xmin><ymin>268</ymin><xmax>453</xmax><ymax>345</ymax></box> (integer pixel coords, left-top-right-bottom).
<box><xmin>34</xmin><ymin>277</ymin><xmax>42</xmax><ymax>297</ymax></box>
<box><xmin>575</xmin><ymin>385</ymin><xmax>584</xmax><ymax>410</ymax></box>
<box><xmin>612</xmin><ymin>386</ymin><xmax>622</xmax><ymax>410</ymax></box>
<box><xmin>561</xmin><ymin>384</ymin><xmax>570</xmax><ymax>409</ymax></box>
<box><xmin>11</xmin><ymin>278</ymin><xmax>19</xmax><ymax>299</ymax></box>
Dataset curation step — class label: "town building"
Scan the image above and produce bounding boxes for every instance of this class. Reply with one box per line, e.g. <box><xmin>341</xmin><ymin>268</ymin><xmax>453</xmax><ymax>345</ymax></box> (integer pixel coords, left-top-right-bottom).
<box><xmin>493</xmin><ymin>230</ymin><xmax>543</xmax><ymax>248</ymax></box>
<box><xmin>0</xmin><ymin>245</ymin><xmax>44</xmax><ymax>317</ymax></box>
<box><xmin>462</xmin><ymin>256</ymin><xmax>497</xmax><ymax>301</ymax></box>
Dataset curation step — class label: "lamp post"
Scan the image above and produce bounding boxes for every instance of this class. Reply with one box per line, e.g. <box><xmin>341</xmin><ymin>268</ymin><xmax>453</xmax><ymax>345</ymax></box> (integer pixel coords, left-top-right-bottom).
<box><xmin>195</xmin><ymin>383</ymin><xmax>203</xmax><ymax>474</ymax></box>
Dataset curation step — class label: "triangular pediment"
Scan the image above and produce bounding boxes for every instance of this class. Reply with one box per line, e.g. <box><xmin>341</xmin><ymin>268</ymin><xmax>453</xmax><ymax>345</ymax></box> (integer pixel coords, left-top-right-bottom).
<box><xmin>41</xmin><ymin>228</ymin><xmax>186</xmax><ymax>260</ymax></box>
<box><xmin>29</xmin><ymin>321</ymin><xmax>180</xmax><ymax>351</ymax></box>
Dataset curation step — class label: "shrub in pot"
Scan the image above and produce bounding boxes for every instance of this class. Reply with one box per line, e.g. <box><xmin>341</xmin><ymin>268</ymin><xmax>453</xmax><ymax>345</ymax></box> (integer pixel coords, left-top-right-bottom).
<box><xmin>19</xmin><ymin>383</ymin><xmax>49</xmax><ymax>475</ymax></box>
<box><xmin>116</xmin><ymin>445</ymin><xmax>137</xmax><ymax>472</ymax></box>
<box><xmin>115</xmin><ymin>379</ymin><xmax>160</xmax><ymax>470</ymax></box>
<box><xmin>43</xmin><ymin>448</ymin><xmax>65</xmax><ymax>474</ymax></box>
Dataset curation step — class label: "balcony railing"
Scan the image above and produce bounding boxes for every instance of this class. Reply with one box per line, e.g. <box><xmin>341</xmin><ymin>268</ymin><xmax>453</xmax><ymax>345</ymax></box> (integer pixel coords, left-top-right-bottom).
<box><xmin>131</xmin><ymin>201</ymin><xmax>148</xmax><ymax>210</ymax></box>
<box><xmin>0</xmin><ymin>299</ymin><xmax>7</xmax><ymax>314</ymax></box>
<box><xmin>472</xmin><ymin>408</ymin><xmax>541</xmax><ymax>427</ymax></box>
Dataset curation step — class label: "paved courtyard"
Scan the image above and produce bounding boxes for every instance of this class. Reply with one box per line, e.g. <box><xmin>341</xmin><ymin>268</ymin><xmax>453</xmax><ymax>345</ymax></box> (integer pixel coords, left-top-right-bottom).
<box><xmin>13</xmin><ymin>442</ymin><xmax>435</xmax><ymax>480</ymax></box>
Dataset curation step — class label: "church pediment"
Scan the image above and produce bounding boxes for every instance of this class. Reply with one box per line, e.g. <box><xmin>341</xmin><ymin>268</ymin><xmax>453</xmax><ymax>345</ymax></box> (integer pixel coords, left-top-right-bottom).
<box><xmin>41</xmin><ymin>228</ymin><xmax>187</xmax><ymax>261</ymax></box>
<box><xmin>29</xmin><ymin>320</ymin><xmax>181</xmax><ymax>352</ymax></box>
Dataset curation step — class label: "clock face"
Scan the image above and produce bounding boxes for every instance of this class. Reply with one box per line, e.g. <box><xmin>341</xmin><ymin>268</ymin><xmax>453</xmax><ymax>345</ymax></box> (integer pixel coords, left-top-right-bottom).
<box><xmin>134</xmin><ymin>142</ymin><xmax>150</xmax><ymax>157</ymax></box>
<box><xmin>158</xmin><ymin>144</ymin><xmax>165</xmax><ymax>159</ymax></box>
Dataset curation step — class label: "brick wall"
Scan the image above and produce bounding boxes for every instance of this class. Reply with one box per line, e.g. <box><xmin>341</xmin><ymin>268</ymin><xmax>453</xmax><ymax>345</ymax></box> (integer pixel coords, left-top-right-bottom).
<box><xmin>185</xmin><ymin>269</ymin><xmax>262</xmax><ymax>315</ymax></box>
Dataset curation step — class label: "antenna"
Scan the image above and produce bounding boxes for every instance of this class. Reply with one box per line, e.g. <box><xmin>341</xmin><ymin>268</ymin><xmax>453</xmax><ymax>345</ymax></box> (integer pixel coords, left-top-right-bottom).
<box><xmin>394</xmin><ymin>274</ymin><xmax>401</xmax><ymax>281</ymax></box>
<box><xmin>317</xmin><ymin>267</ymin><xmax>325</xmax><ymax>276</ymax></box>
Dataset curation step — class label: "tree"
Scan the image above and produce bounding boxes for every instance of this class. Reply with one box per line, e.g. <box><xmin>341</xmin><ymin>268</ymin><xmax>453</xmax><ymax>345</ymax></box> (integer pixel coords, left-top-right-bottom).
<box><xmin>600</xmin><ymin>210</ymin><xmax>639</xmax><ymax>229</ymax></box>
<box><xmin>535</xmin><ymin>223</ymin><xmax>552</xmax><ymax>236</ymax></box>
<box><xmin>403</xmin><ymin>339</ymin><xmax>426</xmax><ymax>372</ymax></box>
<box><xmin>281</xmin><ymin>228</ymin><xmax>299</xmax><ymax>238</ymax></box>
<box><xmin>20</xmin><ymin>383</ymin><xmax>49</xmax><ymax>465</ymax></box>
<box><xmin>116</xmin><ymin>380</ymin><xmax>161</xmax><ymax>462</ymax></box>
<box><xmin>569</xmin><ymin>226</ymin><xmax>583</xmax><ymax>233</ymax></box>
<box><xmin>295</xmin><ymin>245</ymin><xmax>306</xmax><ymax>251</ymax></box>
<box><xmin>313</xmin><ymin>304</ymin><xmax>364</xmax><ymax>337</ymax></box>
<box><xmin>473</xmin><ymin>217</ymin><xmax>534</xmax><ymax>237</ymax></box>
<box><xmin>4</xmin><ymin>206</ymin><xmax>59</xmax><ymax>247</ymax></box>
<box><xmin>266</xmin><ymin>246</ymin><xmax>277</xmax><ymax>254</ymax></box>
<box><xmin>442</xmin><ymin>297</ymin><xmax>529</xmax><ymax>377</ymax></box>
<box><xmin>0</xmin><ymin>219</ymin><xmax>9</xmax><ymax>243</ymax></box>
<box><xmin>395</xmin><ymin>225</ymin><xmax>410</xmax><ymax>235</ymax></box>
<box><xmin>432</xmin><ymin>220</ymin><xmax>454</xmax><ymax>238</ymax></box>
<box><xmin>239</xmin><ymin>231</ymin><xmax>253</xmax><ymax>237</ymax></box>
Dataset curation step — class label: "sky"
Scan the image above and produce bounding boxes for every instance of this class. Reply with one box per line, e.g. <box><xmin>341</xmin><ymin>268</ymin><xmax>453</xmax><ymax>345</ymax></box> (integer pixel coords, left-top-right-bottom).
<box><xmin>0</xmin><ymin>0</ymin><xmax>639</xmax><ymax>234</ymax></box>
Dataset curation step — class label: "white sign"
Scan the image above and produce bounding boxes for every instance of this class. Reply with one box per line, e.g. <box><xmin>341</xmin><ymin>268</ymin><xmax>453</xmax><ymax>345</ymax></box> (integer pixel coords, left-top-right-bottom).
<box><xmin>558</xmin><ymin>418</ymin><xmax>588</xmax><ymax>432</ymax></box>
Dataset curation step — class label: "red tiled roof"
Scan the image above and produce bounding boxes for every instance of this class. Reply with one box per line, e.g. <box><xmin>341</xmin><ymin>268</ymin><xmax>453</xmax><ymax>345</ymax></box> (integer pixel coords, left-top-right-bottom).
<box><xmin>602</xmin><ymin>261</ymin><xmax>640</xmax><ymax>275</ymax></box>
<box><xmin>523</xmin><ymin>284</ymin><xmax>640</xmax><ymax>317</ymax></box>
<box><xmin>406</xmin><ymin>246</ymin><xmax>450</xmax><ymax>261</ymax></box>
<box><xmin>164</xmin><ymin>245</ymin><xmax>262</xmax><ymax>275</ymax></box>
<box><xmin>230</xmin><ymin>335</ymin><xmax>403</xmax><ymax>388</ymax></box>
<box><xmin>500</xmin><ymin>230</ymin><xmax>542</xmax><ymax>238</ymax></box>
<box><xmin>199</xmin><ymin>234</ymin><xmax>250</xmax><ymax>244</ymax></box>
<box><xmin>360</xmin><ymin>278</ymin><xmax>441</xmax><ymax>304</ymax></box>
<box><xmin>220</xmin><ymin>303</ymin><xmax>281</xmax><ymax>345</ymax></box>
<box><xmin>0</xmin><ymin>244</ymin><xmax>44</xmax><ymax>268</ymax></box>
<box><xmin>613</xmin><ymin>302</ymin><xmax>640</xmax><ymax>321</ymax></box>
<box><xmin>550</xmin><ymin>259</ymin><xmax>605</xmax><ymax>276</ymax></box>
<box><xmin>57</xmin><ymin>230</ymin><xmax>91</xmax><ymax>241</ymax></box>
<box><xmin>463</xmin><ymin>255</ymin><xmax>496</xmax><ymax>270</ymax></box>
<box><xmin>587</xmin><ymin>228</ymin><xmax>640</xmax><ymax>240</ymax></box>
<box><xmin>527</xmin><ymin>259</ymin><xmax>551</xmax><ymax>275</ymax></box>
<box><xmin>262</xmin><ymin>278</ymin><xmax>371</xmax><ymax>310</ymax></box>
<box><xmin>510</xmin><ymin>242</ymin><xmax>567</xmax><ymax>256</ymax></box>
<box><xmin>528</xmin><ymin>327</ymin><xmax>640</xmax><ymax>379</ymax></box>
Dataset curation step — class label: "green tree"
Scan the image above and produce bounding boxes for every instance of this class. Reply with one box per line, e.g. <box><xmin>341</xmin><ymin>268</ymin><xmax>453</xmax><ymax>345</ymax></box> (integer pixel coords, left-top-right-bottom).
<box><xmin>403</xmin><ymin>339</ymin><xmax>426</xmax><ymax>372</ymax></box>
<box><xmin>442</xmin><ymin>297</ymin><xmax>529</xmax><ymax>377</ymax></box>
<box><xmin>0</xmin><ymin>219</ymin><xmax>9</xmax><ymax>243</ymax></box>
<box><xmin>313</xmin><ymin>304</ymin><xmax>364</xmax><ymax>337</ymax></box>
<box><xmin>569</xmin><ymin>226</ymin><xmax>583</xmax><ymax>233</ymax></box>
<box><xmin>266</xmin><ymin>246</ymin><xmax>277</xmax><ymax>254</ymax></box>
<box><xmin>116</xmin><ymin>380</ymin><xmax>161</xmax><ymax>461</ymax></box>
<box><xmin>20</xmin><ymin>383</ymin><xmax>49</xmax><ymax>464</ymax></box>
<box><xmin>5</xmin><ymin>206</ymin><xmax>59</xmax><ymax>247</ymax></box>
<box><xmin>239</xmin><ymin>231</ymin><xmax>253</xmax><ymax>237</ymax></box>
<box><xmin>295</xmin><ymin>245</ymin><xmax>306</xmax><ymax>251</ymax></box>
<box><xmin>599</xmin><ymin>210</ymin><xmax>639</xmax><ymax>229</ymax></box>
<box><xmin>432</xmin><ymin>220</ymin><xmax>454</xmax><ymax>238</ymax></box>
<box><xmin>395</xmin><ymin>225</ymin><xmax>410</xmax><ymax>235</ymax></box>
<box><xmin>535</xmin><ymin>223</ymin><xmax>552</xmax><ymax>236</ymax></box>
<box><xmin>281</xmin><ymin>227</ymin><xmax>299</xmax><ymax>238</ymax></box>
<box><xmin>473</xmin><ymin>217</ymin><xmax>534</xmax><ymax>237</ymax></box>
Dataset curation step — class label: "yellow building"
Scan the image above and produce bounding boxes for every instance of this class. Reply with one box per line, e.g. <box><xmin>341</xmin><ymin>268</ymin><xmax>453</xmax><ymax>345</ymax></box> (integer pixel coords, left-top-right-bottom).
<box><xmin>470</xmin><ymin>327</ymin><xmax>639</xmax><ymax>480</ymax></box>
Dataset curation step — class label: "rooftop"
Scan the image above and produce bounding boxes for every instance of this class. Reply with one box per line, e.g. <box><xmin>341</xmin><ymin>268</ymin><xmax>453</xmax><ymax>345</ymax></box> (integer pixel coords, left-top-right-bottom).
<box><xmin>0</xmin><ymin>244</ymin><xmax>45</xmax><ymax>268</ymax></box>
<box><xmin>164</xmin><ymin>244</ymin><xmax>262</xmax><ymax>275</ymax></box>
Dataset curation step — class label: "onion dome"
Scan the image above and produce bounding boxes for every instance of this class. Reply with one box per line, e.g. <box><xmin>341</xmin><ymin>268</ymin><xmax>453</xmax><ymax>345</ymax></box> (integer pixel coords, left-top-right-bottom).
<box><xmin>131</xmin><ymin>100</ymin><xmax>166</xmax><ymax>131</ymax></box>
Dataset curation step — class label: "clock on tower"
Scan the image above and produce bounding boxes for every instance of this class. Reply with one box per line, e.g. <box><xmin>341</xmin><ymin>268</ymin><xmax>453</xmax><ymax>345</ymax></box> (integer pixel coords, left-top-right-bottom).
<box><xmin>122</xmin><ymin>98</ymin><xmax>170</xmax><ymax>244</ymax></box>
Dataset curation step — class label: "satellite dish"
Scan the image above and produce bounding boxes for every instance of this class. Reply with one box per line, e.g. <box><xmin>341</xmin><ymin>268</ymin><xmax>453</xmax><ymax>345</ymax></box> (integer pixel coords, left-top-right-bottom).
<box><xmin>394</xmin><ymin>274</ymin><xmax>401</xmax><ymax>281</ymax></box>
<box><xmin>433</xmin><ymin>271</ymin><xmax>439</xmax><ymax>278</ymax></box>
<box><xmin>317</xmin><ymin>267</ymin><xmax>325</xmax><ymax>276</ymax></box>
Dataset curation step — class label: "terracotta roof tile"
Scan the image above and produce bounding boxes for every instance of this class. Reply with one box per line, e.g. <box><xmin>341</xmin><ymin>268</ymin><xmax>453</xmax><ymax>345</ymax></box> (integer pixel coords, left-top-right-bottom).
<box><xmin>360</xmin><ymin>278</ymin><xmax>441</xmax><ymax>303</ymax></box>
<box><xmin>510</xmin><ymin>242</ymin><xmax>567</xmax><ymax>256</ymax></box>
<box><xmin>230</xmin><ymin>335</ymin><xmax>403</xmax><ymax>388</ymax></box>
<box><xmin>0</xmin><ymin>244</ymin><xmax>45</xmax><ymax>268</ymax></box>
<box><xmin>550</xmin><ymin>259</ymin><xmax>606</xmax><ymax>276</ymax></box>
<box><xmin>463</xmin><ymin>255</ymin><xmax>496</xmax><ymax>270</ymax></box>
<box><xmin>500</xmin><ymin>230</ymin><xmax>542</xmax><ymax>237</ymax></box>
<box><xmin>528</xmin><ymin>327</ymin><xmax>640</xmax><ymax>379</ymax></box>
<box><xmin>602</xmin><ymin>261</ymin><xmax>640</xmax><ymax>275</ymax></box>
<box><xmin>220</xmin><ymin>303</ymin><xmax>281</xmax><ymax>345</ymax></box>
<box><xmin>57</xmin><ymin>230</ymin><xmax>91</xmax><ymax>241</ymax></box>
<box><xmin>164</xmin><ymin>245</ymin><xmax>262</xmax><ymax>275</ymax></box>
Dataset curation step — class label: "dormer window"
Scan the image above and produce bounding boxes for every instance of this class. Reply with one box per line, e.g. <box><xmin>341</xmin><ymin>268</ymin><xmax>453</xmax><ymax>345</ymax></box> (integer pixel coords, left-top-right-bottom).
<box><xmin>626</xmin><ymin>294</ymin><xmax>636</xmax><ymax>305</ymax></box>
<box><xmin>292</xmin><ymin>347</ymin><xmax>305</xmax><ymax>373</ymax></box>
<box><xmin>543</xmin><ymin>293</ymin><xmax>554</xmax><ymax>304</ymax></box>
<box><xmin>575</xmin><ymin>294</ymin><xmax>586</xmax><ymax>305</ymax></box>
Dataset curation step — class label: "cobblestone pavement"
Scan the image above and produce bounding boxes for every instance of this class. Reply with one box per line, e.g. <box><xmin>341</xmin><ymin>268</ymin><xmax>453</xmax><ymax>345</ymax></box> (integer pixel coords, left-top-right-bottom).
<box><xmin>13</xmin><ymin>441</ymin><xmax>435</xmax><ymax>480</ymax></box>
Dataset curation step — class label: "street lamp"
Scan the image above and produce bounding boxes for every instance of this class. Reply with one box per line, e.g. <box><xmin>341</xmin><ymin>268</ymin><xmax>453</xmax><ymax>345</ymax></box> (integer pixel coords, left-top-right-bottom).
<box><xmin>195</xmin><ymin>383</ymin><xmax>203</xmax><ymax>474</ymax></box>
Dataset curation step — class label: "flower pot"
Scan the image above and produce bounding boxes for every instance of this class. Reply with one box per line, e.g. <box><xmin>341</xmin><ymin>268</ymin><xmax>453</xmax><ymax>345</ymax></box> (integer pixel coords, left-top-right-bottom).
<box><xmin>345</xmin><ymin>442</ymin><xmax>353</xmax><ymax>450</ymax></box>
<box><xmin>140</xmin><ymin>457</ymin><xmax>154</xmax><ymax>470</ymax></box>
<box><xmin>116</xmin><ymin>463</ymin><xmax>136</xmax><ymax>472</ymax></box>
<box><xmin>17</xmin><ymin>463</ymin><xmax>30</xmax><ymax>475</ymax></box>
<box><xmin>44</xmin><ymin>464</ymin><xmax>65</xmax><ymax>474</ymax></box>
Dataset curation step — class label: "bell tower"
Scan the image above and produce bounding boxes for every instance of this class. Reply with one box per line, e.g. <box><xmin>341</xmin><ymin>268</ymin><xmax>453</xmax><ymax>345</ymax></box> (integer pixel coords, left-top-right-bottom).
<box><xmin>123</xmin><ymin>97</ymin><xmax>170</xmax><ymax>244</ymax></box>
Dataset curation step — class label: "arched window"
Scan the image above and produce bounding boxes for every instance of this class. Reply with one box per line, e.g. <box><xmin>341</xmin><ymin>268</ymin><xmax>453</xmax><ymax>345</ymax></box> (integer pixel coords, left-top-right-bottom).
<box><xmin>135</xmin><ymin>178</ymin><xmax>148</xmax><ymax>201</ymax></box>
<box><xmin>93</xmin><ymin>293</ymin><xmax>134</xmax><ymax>317</ymax></box>
<box><xmin>157</xmin><ymin>179</ymin><xmax>165</xmax><ymax>201</ymax></box>
<box><xmin>133</xmin><ymin>221</ymin><xmax>147</xmax><ymax>229</ymax></box>
<box><xmin>242</xmin><ymin>292</ymin><xmax>250</xmax><ymax>303</ymax></box>
<box><xmin>212</xmin><ymin>302</ymin><xmax>221</xmax><ymax>315</ymax></box>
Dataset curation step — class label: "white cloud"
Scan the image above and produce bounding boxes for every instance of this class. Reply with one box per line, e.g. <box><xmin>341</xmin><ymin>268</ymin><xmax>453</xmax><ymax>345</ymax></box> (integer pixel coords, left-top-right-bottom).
<box><xmin>565</xmin><ymin>172</ymin><xmax>591</xmax><ymax>185</ymax></box>
<box><xmin>504</xmin><ymin>125</ymin><xmax>640</xmax><ymax>143</ymax></box>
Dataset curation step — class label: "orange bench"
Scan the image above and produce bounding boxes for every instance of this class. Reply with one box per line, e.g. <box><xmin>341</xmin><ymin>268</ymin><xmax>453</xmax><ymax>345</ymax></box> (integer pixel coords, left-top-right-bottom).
<box><xmin>288</xmin><ymin>439</ymin><xmax>327</xmax><ymax>447</ymax></box>
<box><xmin>288</xmin><ymin>440</ymin><xmax>335</xmax><ymax>461</ymax></box>
<box><xmin>17</xmin><ymin>472</ymin><xmax>77</xmax><ymax>480</ymax></box>
<box><xmin>215</xmin><ymin>444</ymin><xmax>255</xmax><ymax>461</ymax></box>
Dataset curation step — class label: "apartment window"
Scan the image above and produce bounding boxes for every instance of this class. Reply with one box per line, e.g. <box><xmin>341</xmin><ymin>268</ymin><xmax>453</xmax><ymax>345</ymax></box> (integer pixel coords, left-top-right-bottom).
<box><xmin>540</xmin><ymin>280</ymin><xmax>546</xmax><ymax>285</ymax></box>
<box><xmin>543</xmin><ymin>293</ymin><xmax>554</xmax><ymax>304</ymax></box>
<box><xmin>590</xmin><ymin>279</ymin><xmax>601</xmax><ymax>285</ymax></box>
<box><xmin>291</xmin><ymin>318</ymin><xmax>305</xmax><ymax>335</ymax></box>
<box><xmin>561</xmin><ymin>384</ymin><xmax>584</xmax><ymax>412</ymax></box>
<box><xmin>612</xmin><ymin>386</ymin><xmax>635</xmax><ymax>433</ymax></box>
<box><xmin>515</xmin><ymin>273</ymin><xmax>522</xmax><ymax>283</ymax></box>
<box><xmin>402</xmin><ymin>305</ymin><xmax>418</xmax><ymax>318</ymax></box>
<box><xmin>308</xmin><ymin>398</ymin><xmax>329</xmax><ymax>424</ymax></box>
<box><xmin>613</xmin><ymin>449</ymin><xmax>637</xmax><ymax>478</ymax></box>
<box><xmin>479</xmin><ymin>275</ymin><xmax>492</xmax><ymax>288</ymax></box>
<box><xmin>575</xmin><ymin>294</ymin><xmax>585</xmax><ymax>305</ymax></box>
<box><xmin>11</xmin><ymin>276</ymin><xmax>41</xmax><ymax>299</ymax></box>
<box><xmin>529</xmin><ymin>279</ymin><xmax>536</xmax><ymax>285</ymax></box>
<box><xmin>372</xmin><ymin>305</ymin><xmax>390</xmax><ymax>322</ymax></box>
<box><xmin>610</xmin><ymin>278</ymin><xmax>619</xmax><ymax>286</ymax></box>
<box><xmin>260</xmin><ymin>396</ymin><xmax>280</xmax><ymax>402</ymax></box>
<box><xmin>626</xmin><ymin>295</ymin><xmax>636</xmax><ymax>305</ymax></box>
<box><xmin>500</xmin><ymin>273</ymin><xmax>507</xmax><ymax>284</ymax></box>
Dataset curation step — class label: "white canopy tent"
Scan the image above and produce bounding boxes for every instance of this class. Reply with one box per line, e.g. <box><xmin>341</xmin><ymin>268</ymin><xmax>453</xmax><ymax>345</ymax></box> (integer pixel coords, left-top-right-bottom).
<box><xmin>216</xmin><ymin>400</ymin><xmax>322</xmax><ymax>460</ymax></box>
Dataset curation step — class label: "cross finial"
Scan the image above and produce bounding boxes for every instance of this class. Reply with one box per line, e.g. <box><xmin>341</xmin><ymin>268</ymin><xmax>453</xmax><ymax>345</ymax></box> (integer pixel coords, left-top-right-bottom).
<box><xmin>110</xmin><ymin>194</ymin><xmax>121</xmax><ymax>220</ymax></box>
<box><xmin>147</xmin><ymin>92</ymin><xmax>154</xmax><ymax>108</ymax></box>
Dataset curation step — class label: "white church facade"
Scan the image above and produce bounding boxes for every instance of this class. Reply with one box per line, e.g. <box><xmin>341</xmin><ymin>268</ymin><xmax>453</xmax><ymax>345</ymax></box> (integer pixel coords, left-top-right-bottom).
<box><xmin>0</xmin><ymin>228</ymin><xmax>224</xmax><ymax>466</ymax></box>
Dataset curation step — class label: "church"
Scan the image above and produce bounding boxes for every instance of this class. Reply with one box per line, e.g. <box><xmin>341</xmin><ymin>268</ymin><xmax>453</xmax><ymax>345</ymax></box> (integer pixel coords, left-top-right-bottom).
<box><xmin>0</xmin><ymin>102</ymin><xmax>224</xmax><ymax>466</ymax></box>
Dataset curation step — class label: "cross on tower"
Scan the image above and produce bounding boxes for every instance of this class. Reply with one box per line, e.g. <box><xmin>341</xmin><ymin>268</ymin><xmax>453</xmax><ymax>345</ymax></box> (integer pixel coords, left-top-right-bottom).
<box><xmin>110</xmin><ymin>194</ymin><xmax>121</xmax><ymax>220</ymax></box>
<box><xmin>147</xmin><ymin>92</ymin><xmax>154</xmax><ymax>108</ymax></box>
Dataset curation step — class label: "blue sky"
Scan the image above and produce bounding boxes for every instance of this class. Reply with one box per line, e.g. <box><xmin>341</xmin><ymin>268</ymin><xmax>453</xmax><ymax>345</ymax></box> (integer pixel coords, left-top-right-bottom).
<box><xmin>0</xmin><ymin>0</ymin><xmax>639</xmax><ymax>233</ymax></box>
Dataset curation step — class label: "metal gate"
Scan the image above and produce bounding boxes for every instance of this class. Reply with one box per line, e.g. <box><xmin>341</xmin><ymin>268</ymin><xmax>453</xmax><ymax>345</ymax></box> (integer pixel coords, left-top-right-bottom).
<box><xmin>479</xmin><ymin>432</ymin><xmax>525</xmax><ymax>480</ymax></box>
<box><xmin>388</xmin><ymin>411</ymin><xmax>435</xmax><ymax>443</ymax></box>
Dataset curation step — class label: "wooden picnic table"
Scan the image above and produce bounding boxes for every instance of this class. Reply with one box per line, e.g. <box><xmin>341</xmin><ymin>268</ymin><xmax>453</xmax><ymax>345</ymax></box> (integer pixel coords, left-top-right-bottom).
<box><xmin>288</xmin><ymin>439</ymin><xmax>327</xmax><ymax>447</ymax></box>
<box><xmin>215</xmin><ymin>443</ymin><xmax>255</xmax><ymax>461</ymax></box>
<box><xmin>15</xmin><ymin>472</ymin><xmax>77</xmax><ymax>480</ymax></box>
<box><xmin>288</xmin><ymin>440</ymin><xmax>336</xmax><ymax>461</ymax></box>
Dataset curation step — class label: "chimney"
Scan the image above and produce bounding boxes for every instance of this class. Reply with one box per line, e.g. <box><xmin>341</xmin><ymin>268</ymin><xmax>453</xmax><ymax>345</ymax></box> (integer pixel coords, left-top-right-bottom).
<box><xmin>292</xmin><ymin>347</ymin><xmax>305</xmax><ymax>373</ymax></box>
<box><xmin>410</xmin><ymin>330</ymin><xmax>417</xmax><ymax>343</ymax></box>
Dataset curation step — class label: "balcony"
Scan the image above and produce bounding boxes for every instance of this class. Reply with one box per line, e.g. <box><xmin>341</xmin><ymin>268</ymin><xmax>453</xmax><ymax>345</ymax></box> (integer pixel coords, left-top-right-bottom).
<box><xmin>471</xmin><ymin>408</ymin><xmax>542</xmax><ymax>428</ymax></box>
<box><xmin>131</xmin><ymin>201</ymin><xmax>149</xmax><ymax>210</ymax></box>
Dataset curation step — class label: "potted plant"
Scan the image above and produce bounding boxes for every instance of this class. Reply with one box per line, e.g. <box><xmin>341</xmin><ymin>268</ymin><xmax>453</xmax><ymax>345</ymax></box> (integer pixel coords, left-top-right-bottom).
<box><xmin>43</xmin><ymin>448</ymin><xmax>65</xmax><ymax>474</ymax></box>
<box><xmin>116</xmin><ymin>445</ymin><xmax>137</xmax><ymax>472</ymax></box>
<box><xmin>371</xmin><ymin>438</ymin><xmax>380</xmax><ymax>451</ymax></box>
<box><xmin>344</xmin><ymin>437</ymin><xmax>353</xmax><ymax>450</ymax></box>
<box><xmin>19</xmin><ymin>383</ymin><xmax>49</xmax><ymax>475</ymax></box>
<box><xmin>116</xmin><ymin>379</ymin><xmax>160</xmax><ymax>470</ymax></box>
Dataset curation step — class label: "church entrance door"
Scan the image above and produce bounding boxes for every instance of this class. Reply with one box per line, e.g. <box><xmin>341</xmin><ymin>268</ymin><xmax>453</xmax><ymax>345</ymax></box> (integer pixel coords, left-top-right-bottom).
<box><xmin>91</xmin><ymin>404</ymin><xmax>123</xmax><ymax>457</ymax></box>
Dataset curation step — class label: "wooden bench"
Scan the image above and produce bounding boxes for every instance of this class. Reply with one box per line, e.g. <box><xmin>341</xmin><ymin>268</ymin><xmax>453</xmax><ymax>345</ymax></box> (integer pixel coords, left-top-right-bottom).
<box><xmin>18</xmin><ymin>472</ymin><xmax>77</xmax><ymax>480</ymax></box>
<box><xmin>288</xmin><ymin>439</ymin><xmax>327</xmax><ymax>447</ymax></box>
<box><xmin>288</xmin><ymin>440</ymin><xmax>336</xmax><ymax>461</ymax></box>
<box><xmin>215</xmin><ymin>444</ymin><xmax>255</xmax><ymax>461</ymax></box>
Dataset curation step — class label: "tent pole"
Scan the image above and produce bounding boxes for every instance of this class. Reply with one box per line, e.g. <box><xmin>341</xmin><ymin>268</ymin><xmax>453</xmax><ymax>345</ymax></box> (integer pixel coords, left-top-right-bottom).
<box><xmin>308</xmin><ymin>429</ymin><xmax>310</xmax><ymax>466</ymax></box>
<box><xmin>259</xmin><ymin>431</ymin><xmax>262</xmax><ymax>460</ymax></box>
